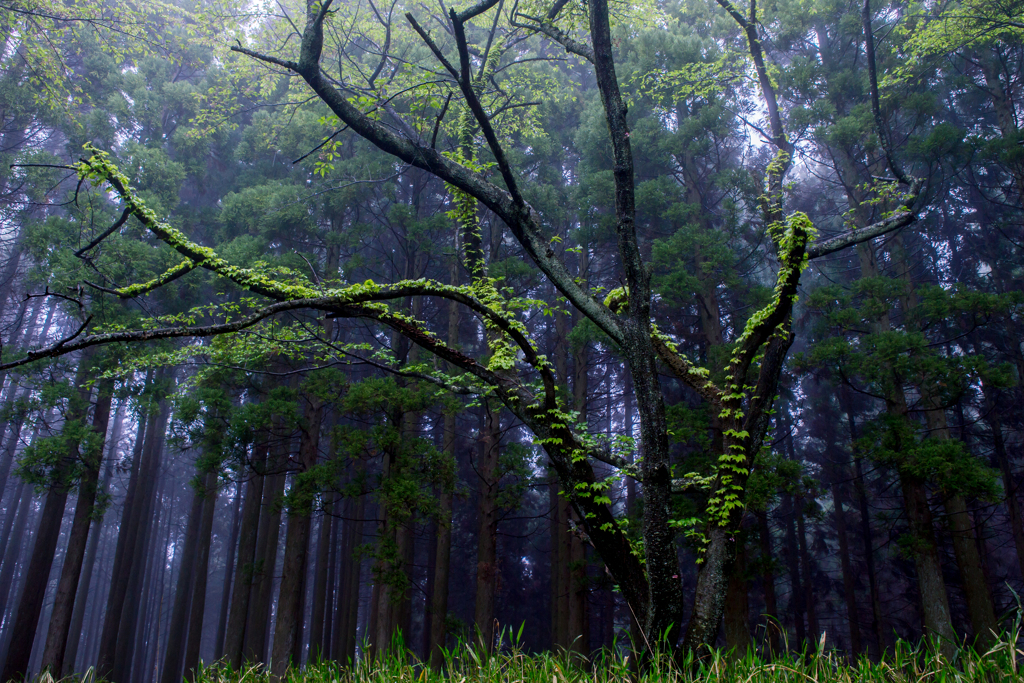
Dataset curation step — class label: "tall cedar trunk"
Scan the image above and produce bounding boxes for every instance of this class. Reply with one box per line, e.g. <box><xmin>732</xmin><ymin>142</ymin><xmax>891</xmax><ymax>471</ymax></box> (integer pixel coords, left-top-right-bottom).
<box><xmin>113</xmin><ymin>395</ymin><xmax>171</xmax><ymax>682</ymax></box>
<box><xmin>244</xmin><ymin>435</ymin><xmax>287</xmax><ymax>664</ymax></box>
<box><xmin>831</xmin><ymin>478</ymin><xmax>862</xmax><ymax>655</ymax></box>
<box><xmin>723</xmin><ymin>536</ymin><xmax>751</xmax><ymax>656</ymax></box>
<box><xmin>270</xmin><ymin>389</ymin><xmax>323</xmax><ymax>679</ymax></box>
<box><xmin>95</xmin><ymin>368</ymin><xmax>155</xmax><ymax>678</ymax></box>
<box><xmin>757</xmin><ymin>510</ymin><xmax>780</xmax><ymax>656</ymax></box>
<box><xmin>982</xmin><ymin>386</ymin><xmax>1024</xmax><ymax>584</ymax></box>
<box><xmin>842</xmin><ymin>388</ymin><xmax>886</xmax><ymax>656</ymax></box>
<box><xmin>863</xmin><ymin>239</ymin><xmax>956</xmax><ymax>648</ymax></box>
<box><xmin>40</xmin><ymin>377</ymin><xmax>114</xmax><ymax>675</ymax></box>
<box><xmin>944</xmin><ymin>494</ymin><xmax>997</xmax><ymax>647</ymax></box>
<box><xmin>568</xmin><ymin>312</ymin><xmax>589</xmax><ymax>657</ymax></box>
<box><xmin>94</xmin><ymin>417</ymin><xmax>146</xmax><ymax>676</ymax></box>
<box><xmin>308</xmin><ymin>499</ymin><xmax>332</xmax><ymax>662</ymax></box>
<box><xmin>160</xmin><ymin>471</ymin><xmax>208</xmax><ymax>683</ymax></box>
<box><xmin>132</xmin><ymin>478</ymin><xmax>167</xmax><ymax>683</ymax></box>
<box><xmin>224</xmin><ymin>438</ymin><xmax>269</xmax><ymax>667</ymax></box>
<box><xmin>796</xmin><ymin>500</ymin><xmax>819</xmax><ymax>648</ymax></box>
<box><xmin>0</xmin><ymin>483</ymin><xmax>31</xmax><ymax>624</ymax></box>
<box><xmin>900</xmin><ymin>468</ymin><xmax>956</xmax><ymax>644</ymax></box>
<box><xmin>214</xmin><ymin>484</ymin><xmax>243</xmax><ymax>660</ymax></box>
<box><xmin>323</xmin><ymin>495</ymin><xmax>340</xmax><ymax>659</ymax></box>
<box><xmin>551</xmin><ymin>305</ymin><xmax>569</xmax><ymax>650</ymax></box>
<box><xmin>473</xmin><ymin>404</ymin><xmax>500</xmax><ymax>653</ymax></box>
<box><xmin>428</xmin><ymin>274</ymin><xmax>458</xmax><ymax>669</ymax></box>
<box><xmin>1</xmin><ymin>353</ymin><xmax>93</xmax><ymax>681</ymax></box>
<box><xmin>333</xmin><ymin>485</ymin><xmax>365</xmax><ymax>664</ymax></box>
<box><xmin>64</xmin><ymin>404</ymin><xmax>122</xmax><ymax>673</ymax></box>
<box><xmin>184</xmin><ymin>471</ymin><xmax>220</xmax><ymax>681</ymax></box>
<box><xmin>924</xmin><ymin>402</ymin><xmax>998</xmax><ymax>646</ymax></box>
<box><xmin>783</xmin><ymin>493</ymin><xmax>805</xmax><ymax>647</ymax></box>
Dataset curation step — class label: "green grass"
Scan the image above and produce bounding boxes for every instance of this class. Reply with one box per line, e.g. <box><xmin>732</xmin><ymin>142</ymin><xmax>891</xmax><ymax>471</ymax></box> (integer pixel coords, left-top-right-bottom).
<box><xmin>34</xmin><ymin>619</ymin><xmax>1024</xmax><ymax>683</ymax></box>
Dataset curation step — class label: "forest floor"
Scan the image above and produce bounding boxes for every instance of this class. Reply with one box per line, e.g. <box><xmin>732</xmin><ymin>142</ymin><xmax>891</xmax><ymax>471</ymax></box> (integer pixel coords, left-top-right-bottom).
<box><xmin>55</xmin><ymin>629</ymin><xmax>1018</xmax><ymax>683</ymax></box>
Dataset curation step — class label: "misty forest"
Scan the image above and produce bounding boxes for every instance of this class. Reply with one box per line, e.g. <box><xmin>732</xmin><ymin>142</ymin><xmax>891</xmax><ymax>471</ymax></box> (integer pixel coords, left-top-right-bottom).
<box><xmin>0</xmin><ymin>0</ymin><xmax>1022</xmax><ymax>681</ymax></box>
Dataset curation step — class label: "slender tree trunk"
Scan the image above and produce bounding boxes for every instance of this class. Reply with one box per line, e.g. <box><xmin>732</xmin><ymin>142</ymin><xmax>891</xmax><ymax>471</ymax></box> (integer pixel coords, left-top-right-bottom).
<box><xmin>244</xmin><ymin>436</ymin><xmax>287</xmax><ymax>664</ymax></box>
<box><xmin>160</xmin><ymin>471</ymin><xmax>208</xmax><ymax>683</ymax></box>
<box><xmin>831</xmin><ymin>478</ymin><xmax>862</xmax><ymax>655</ymax></box>
<box><xmin>473</xmin><ymin>405</ymin><xmax>500</xmax><ymax>653</ymax></box>
<box><xmin>1</xmin><ymin>354</ymin><xmax>93</xmax><ymax>681</ymax></box>
<box><xmin>113</xmin><ymin>395</ymin><xmax>171</xmax><ymax>682</ymax></box>
<box><xmin>923</xmin><ymin>392</ymin><xmax>998</xmax><ymax>646</ymax></box>
<box><xmin>308</xmin><ymin>504</ymin><xmax>332</xmax><ymax>662</ymax></box>
<box><xmin>843</xmin><ymin>391</ymin><xmax>886</xmax><ymax>656</ymax></box>
<box><xmin>270</xmin><ymin>388</ymin><xmax>323</xmax><ymax>678</ymax></box>
<box><xmin>183</xmin><ymin>471</ymin><xmax>219</xmax><ymax>681</ymax></box>
<box><xmin>428</xmin><ymin>459</ymin><xmax>454</xmax><ymax>668</ymax></box>
<box><xmin>95</xmin><ymin>369</ymin><xmax>155</xmax><ymax>678</ymax></box>
<box><xmin>900</xmin><ymin>469</ymin><xmax>956</xmax><ymax>644</ymax></box>
<box><xmin>783</xmin><ymin>493</ymin><xmax>805</xmax><ymax>648</ymax></box>
<box><xmin>63</xmin><ymin>403</ymin><xmax>123</xmax><ymax>673</ymax></box>
<box><xmin>757</xmin><ymin>510</ymin><xmax>779</xmax><ymax>656</ymax></box>
<box><xmin>214</xmin><ymin>483</ymin><xmax>243</xmax><ymax>660</ymax></box>
<box><xmin>982</xmin><ymin>387</ymin><xmax>1024</xmax><ymax>584</ymax></box>
<box><xmin>333</xmin><ymin>488</ymin><xmax>364</xmax><ymax>664</ymax></box>
<box><xmin>41</xmin><ymin>377</ymin><xmax>114</xmax><ymax>676</ymax></box>
<box><xmin>0</xmin><ymin>482</ymin><xmax>31</xmax><ymax>621</ymax></box>
<box><xmin>796</xmin><ymin>500</ymin><xmax>819</xmax><ymax>649</ymax></box>
<box><xmin>724</xmin><ymin>537</ymin><xmax>751</xmax><ymax>656</ymax></box>
<box><xmin>568</xmin><ymin>326</ymin><xmax>589</xmax><ymax>657</ymax></box>
<box><xmin>224</xmin><ymin>439</ymin><xmax>268</xmax><ymax>667</ymax></box>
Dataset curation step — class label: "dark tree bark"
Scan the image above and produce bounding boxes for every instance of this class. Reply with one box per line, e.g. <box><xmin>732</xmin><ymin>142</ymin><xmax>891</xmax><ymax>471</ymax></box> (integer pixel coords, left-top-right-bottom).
<box><xmin>63</xmin><ymin>403</ymin><xmax>123</xmax><ymax>673</ymax></box>
<box><xmin>243</xmin><ymin>455</ymin><xmax>285</xmax><ymax>664</ymax></box>
<box><xmin>757</xmin><ymin>510</ymin><xmax>780</xmax><ymax>656</ymax></box>
<box><xmin>425</xmin><ymin>280</ymin><xmax>454</xmax><ymax>671</ymax></box>
<box><xmin>831</xmin><ymin>477</ymin><xmax>863</xmax><ymax>655</ymax></box>
<box><xmin>40</xmin><ymin>377</ymin><xmax>114</xmax><ymax>676</ymax></box>
<box><xmin>783</xmin><ymin>493</ymin><xmax>805</xmax><ymax>648</ymax></box>
<box><xmin>308</xmin><ymin>502</ymin><xmax>332</xmax><ymax>662</ymax></box>
<box><xmin>223</xmin><ymin>439</ymin><xmax>269</xmax><ymax>667</ymax></box>
<box><xmin>95</xmin><ymin>370</ymin><xmax>156</xmax><ymax>678</ymax></box>
<box><xmin>843</xmin><ymin>388</ymin><xmax>886</xmax><ymax>656</ymax></box>
<box><xmin>332</xmin><ymin>486</ymin><xmax>365</xmax><ymax>664</ymax></box>
<box><xmin>214</xmin><ymin>483</ymin><xmax>243</xmax><ymax>660</ymax></box>
<box><xmin>183</xmin><ymin>471</ymin><xmax>219</xmax><ymax>681</ymax></box>
<box><xmin>473</xmin><ymin>404</ymin><xmax>500</xmax><ymax>653</ymax></box>
<box><xmin>270</xmin><ymin>387</ymin><xmax>323</xmax><ymax>678</ymax></box>
<box><xmin>1</xmin><ymin>353</ymin><xmax>93</xmax><ymax>682</ymax></box>
<box><xmin>160</xmin><ymin>471</ymin><xmax>208</xmax><ymax>683</ymax></box>
<box><xmin>0</xmin><ymin>482</ymin><xmax>31</xmax><ymax>622</ymax></box>
<box><xmin>724</xmin><ymin>536</ymin><xmax>751</xmax><ymax>656</ymax></box>
<box><xmin>112</xmin><ymin>395</ymin><xmax>171</xmax><ymax>682</ymax></box>
<box><xmin>900</xmin><ymin>469</ymin><xmax>956</xmax><ymax>644</ymax></box>
<box><xmin>796</xmin><ymin>499</ymin><xmax>819</xmax><ymax>649</ymax></box>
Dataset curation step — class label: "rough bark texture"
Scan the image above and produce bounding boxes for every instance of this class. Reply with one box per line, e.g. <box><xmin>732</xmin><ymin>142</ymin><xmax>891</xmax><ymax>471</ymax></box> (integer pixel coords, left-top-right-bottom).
<box><xmin>1</xmin><ymin>355</ymin><xmax>92</xmax><ymax>681</ymax></box>
<box><xmin>308</xmin><ymin>501</ymin><xmax>332</xmax><ymax>662</ymax></box>
<box><xmin>900</xmin><ymin>469</ymin><xmax>956</xmax><ymax>644</ymax></box>
<box><xmin>270</xmin><ymin>389</ymin><xmax>323</xmax><ymax>678</ymax></box>
<box><xmin>159</xmin><ymin>472</ymin><xmax>207</xmax><ymax>683</ymax></box>
<box><xmin>184</xmin><ymin>471</ymin><xmax>219</xmax><ymax>681</ymax></box>
<box><xmin>63</xmin><ymin>404</ymin><xmax>123</xmax><ymax>673</ymax></box>
<box><xmin>40</xmin><ymin>377</ymin><xmax>114</xmax><ymax>676</ymax></box>
<box><xmin>473</xmin><ymin>404</ymin><xmax>500</xmax><ymax>653</ymax></box>
<box><xmin>831</xmin><ymin>479</ymin><xmax>862</xmax><ymax>655</ymax></box>
<box><xmin>332</xmin><ymin>485</ymin><xmax>364</xmax><ymax>664</ymax></box>
<box><xmin>215</xmin><ymin>484</ymin><xmax>243</xmax><ymax>660</ymax></box>
<box><xmin>724</xmin><ymin>538</ymin><xmax>752</xmax><ymax>656</ymax></box>
<box><xmin>244</xmin><ymin>439</ymin><xmax>286</xmax><ymax>664</ymax></box>
<box><xmin>224</xmin><ymin>439</ymin><xmax>268</xmax><ymax>667</ymax></box>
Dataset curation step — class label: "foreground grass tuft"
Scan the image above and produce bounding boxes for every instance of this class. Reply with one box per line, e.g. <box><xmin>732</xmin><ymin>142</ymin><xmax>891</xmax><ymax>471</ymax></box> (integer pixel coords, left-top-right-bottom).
<box><xmin>31</xmin><ymin>624</ymin><xmax>1024</xmax><ymax>683</ymax></box>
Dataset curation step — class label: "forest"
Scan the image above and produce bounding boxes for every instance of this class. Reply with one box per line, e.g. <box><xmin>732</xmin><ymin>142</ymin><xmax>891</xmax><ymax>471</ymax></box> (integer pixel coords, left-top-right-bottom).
<box><xmin>0</xmin><ymin>0</ymin><xmax>1021</xmax><ymax>681</ymax></box>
